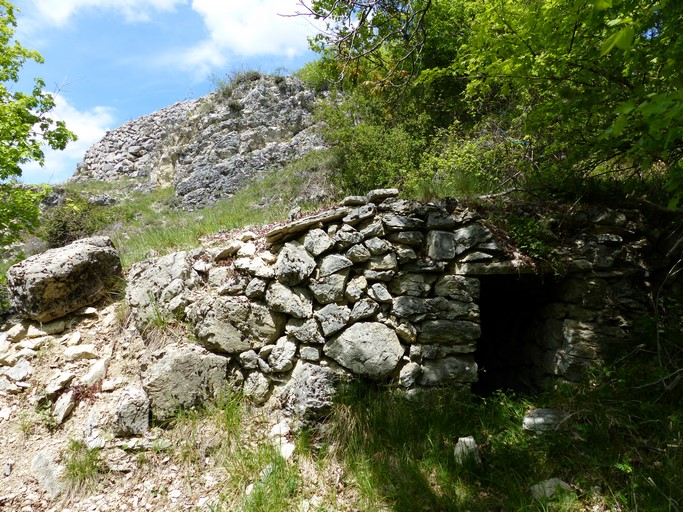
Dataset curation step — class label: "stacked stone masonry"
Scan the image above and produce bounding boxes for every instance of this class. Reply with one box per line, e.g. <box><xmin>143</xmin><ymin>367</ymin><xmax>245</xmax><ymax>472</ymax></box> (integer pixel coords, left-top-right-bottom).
<box><xmin>125</xmin><ymin>189</ymin><xmax>656</xmax><ymax>416</ymax></box>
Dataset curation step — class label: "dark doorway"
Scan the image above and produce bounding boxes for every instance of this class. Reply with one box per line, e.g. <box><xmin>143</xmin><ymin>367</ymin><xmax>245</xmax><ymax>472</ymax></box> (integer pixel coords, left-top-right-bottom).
<box><xmin>472</xmin><ymin>273</ymin><xmax>554</xmax><ymax>396</ymax></box>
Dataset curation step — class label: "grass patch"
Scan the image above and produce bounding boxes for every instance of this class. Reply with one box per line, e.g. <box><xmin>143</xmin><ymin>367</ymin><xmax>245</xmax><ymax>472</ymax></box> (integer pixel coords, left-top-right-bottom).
<box><xmin>61</xmin><ymin>439</ymin><xmax>106</xmax><ymax>497</ymax></box>
<box><xmin>306</xmin><ymin>358</ymin><xmax>683</xmax><ymax>512</ymax></box>
<box><xmin>59</xmin><ymin>150</ymin><xmax>337</xmax><ymax>269</ymax></box>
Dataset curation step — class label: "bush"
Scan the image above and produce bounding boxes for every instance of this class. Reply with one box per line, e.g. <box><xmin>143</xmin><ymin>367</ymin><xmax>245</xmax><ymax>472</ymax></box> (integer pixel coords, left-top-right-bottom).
<box><xmin>40</xmin><ymin>191</ymin><xmax>122</xmax><ymax>248</ymax></box>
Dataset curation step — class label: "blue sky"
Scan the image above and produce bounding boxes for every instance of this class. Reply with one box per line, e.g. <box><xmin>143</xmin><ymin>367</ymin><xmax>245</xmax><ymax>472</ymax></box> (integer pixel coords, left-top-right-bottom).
<box><xmin>11</xmin><ymin>0</ymin><xmax>320</xmax><ymax>184</ymax></box>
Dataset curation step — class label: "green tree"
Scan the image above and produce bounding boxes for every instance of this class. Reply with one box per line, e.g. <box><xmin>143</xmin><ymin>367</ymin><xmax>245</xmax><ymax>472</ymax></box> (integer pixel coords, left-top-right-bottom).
<box><xmin>0</xmin><ymin>0</ymin><xmax>76</xmax><ymax>246</ymax></box>
<box><xmin>301</xmin><ymin>0</ymin><xmax>683</xmax><ymax>203</ymax></box>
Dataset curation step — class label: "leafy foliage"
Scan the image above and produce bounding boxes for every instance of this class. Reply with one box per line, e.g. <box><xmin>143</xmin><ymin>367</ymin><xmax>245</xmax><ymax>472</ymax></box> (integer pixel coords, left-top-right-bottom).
<box><xmin>39</xmin><ymin>191</ymin><xmax>127</xmax><ymax>248</ymax></box>
<box><xmin>0</xmin><ymin>0</ymin><xmax>76</xmax><ymax>246</ymax></box>
<box><xmin>301</xmin><ymin>0</ymin><xmax>683</xmax><ymax>204</ymax></box>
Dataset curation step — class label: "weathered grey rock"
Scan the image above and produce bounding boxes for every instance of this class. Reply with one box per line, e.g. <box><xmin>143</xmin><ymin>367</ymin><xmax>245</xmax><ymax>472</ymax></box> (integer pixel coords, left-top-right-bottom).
<box><xmin>387</xmin><ymin>231</ymin><xmax>423</xmax><ymax>246</ymax></box>
<box><xmin>341</xmin><ymin>195</ymin><xmax>367</xmax><ymax>206</ymax></box>
<box><xmin>79</xmin><ymin>357</ymin><xmax>109</xmax><ymax>388</ymax></box>
<box><xmin>286</xmin><ymin>318</ymin><xmax>325</xmax><ymax>345</ymax></box>
<box><xmin>64</xmin><ymin>344</ymin><xmax>99</xmax><ymax>361</ymax></box>
<box><xmin>427</xmin><ymin>231</ymin><xmax>456</xmax><ymax>261</ymax></box>
<box><xmin>396</xmin><ymin>322</ymin><xmax>417</xmax><ymax>344</ymax></box>
<box><xmin>368</xmin><ymin>283</ymin><xmax>392</xmax><ymax>303</ymax></box>
<box><xmin>266</xmin><ymin>282</ymin><xmax>313</xmax><ymax>319</ymax></box>
<box><xmin>299</xmin><ymin>346</ymin><xmax>321</xmax><ymax>361</ymax></box>
<box><xmin>303</xmin><ymin>229</ymin><xmax>334</xmax><ymax>257</ymax></box>
<box><xmin>389</xmin><ymin>273</ymin><xmax>434</xmax><ymax>297</ymax></box>
<box><xmin>399</xmin><ymin>362</ymin><xmax>421</xmax><ymax>387</ymax></box>
<box><xmin>364</xmin><ymin>237</ymin><xmax>393</xmax><ymax>256</ymax></box>
<box><xmin>434</xmin><ymin>275</ymin><xmax>480</xmax><ymax>301</ymax></box>
<box><xmin>314</xmin><ymin>304</ymin><xmax>351</xmax><ymax>336</ymax></box>
<box><xmin>127</xmin><ymin>251</ymin><xmax>193</xmax><ymax>321</ymax></box>
<box><xmin>245</xmin><ymin>277</ymin><xmax>268</xmax><ymax>300</ymax></box>
<box><xmin>113</xmin><ymin>386</ymin><xmax>150</xmax><ymax>437</ymax></box>
<box><xmin>268</xmin><ymin>337</ymin><xmax>298</xmax><ymax>372</ymax></box>
<box><xmin>52</xmin><ymin>389</ymin><xmax>76</xmax><ymax>424</ymax></box>
<box><xmin>74</xmin><ymin>76</ymin><xmax>325</xmax><ymax>210</ymax></box>
<box><xmin>44</xmin><ymin>371</ymin><xmax>75</xmax><ymax>399</ymax></box>
<box><xmin>522</xmin><ymin>409</ymin><xmax>568</xmax><ymax>433</ymax></box>
<box><xmin>367</xmin><ymin>253</ymin><xmax>398</xmax><ymax>271</ymax></box>
<box><xmin>334</xmin><ymin>225</ymin><xmax>364</xmax><ymax>249</ymax></box>
<box><xmin>530</xmin><ymin>478</ymin><xmax>572</xmax><ymax>500</ymax></box>
<box><xmin>31</xmin><ymin>451</ymin><xmax>64</xmax><ymax>499</ymax></box>
<box><xmin>345</xmin><ymin>275</ymin><xmax>368</xmax><ymax>303</ymax></box>
<box><xmin>419</xmin><ymin>320</ymin><xmax>481</xmax><ymax>344</ymax></box>
<box><xmin>319</xmin><ymin>254</ymin><xmax>353</xmax><ymax>277</ymax></box>
<box><xmin>363</xmin><ymin>269</ymin><xmax>395</xmax><ymax>282</ymax></box>
<box><xmin>382</xmin><ymin>213</ymin><xmax>424</xmax><ymax>231</ymax></box>
<box><xmin>6</xmin><ymin>237</ymin><xmax>122</xmax><ymax>322</ymax></box>
<box><xmin>453</xmin><ymin>224</ymin><xmax>493</xmax><ymax>254</ymax></box>
<box><xmin>243</xmin><ymin>372</ymin><xmax>270</xmax><ymax>404</ymax></box>
<box><xmin>367</xmin><ymin>188</ymin><xmax>399</xmax><ymax>203</ymax></box>
<box><xmin>426</xmin><ymin>211</ymin><xmax>457</xmax><ymax>230</ymax></box>
<box><xmin>343</xmin><ymin>204</ymin><xmax>376</xmax><ymax>225</ymax></box>
<box><xmin>274</xmin><ymin>242</ymin><xmax>316</xmax><ymax>286</ymax></box>
<box><xmin>140</xmin><ymin>344</ymin><xmax>230</xmax><ymax>422</ymax></box>
<box><xmin>3</xmin><ymin>358</ymin><xmax>33</xmax><ymax>382</ymax></box>
<box><xmin>280</xmin><ymin>362</ymin><xmax>343</xmax><ymax>419</ymax></box>
<box><xmin>309</xmin><ymin>272</ymin><xmax>348</xmax><ymax>304</ymax></box>
<box><xmin>324</xmin><ymin>322</ymin><xmax>403</xmax><ymax>380</ymax></box>
<box><xmin>196</xmin><ymin>319</ymin><xmax>250</xmax><ymax>354</ymax></box>
<box><xmin>418</xmin><ymin>357</ymin><xmax>477</xmax><ymax>386</ymax></box>
<box><xmin>453</xmin><ymin>436</ymin><xmax>482</xmax><ymax>465</ymax></box>
<box><xmin>350</xmin><ymin>298</ymin><xmax>380</xmax><ymax>322</ymax></box>
<box><xmin>238</xmin><ymin>350</ymin><xmax>259</xmax><ymax>370</ymax></box>
<box><xmin>346</xmin><ymin>244</ymin><xmax>372</xmax><ymax>263</ymax></box>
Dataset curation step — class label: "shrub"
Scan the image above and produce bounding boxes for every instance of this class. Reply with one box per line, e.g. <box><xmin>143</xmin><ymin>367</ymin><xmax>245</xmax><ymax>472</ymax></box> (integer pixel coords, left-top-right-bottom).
<box><xmin>40</xmin><ymin>191</ymin><xmax>123</xmax><ymax>248</ymax></box>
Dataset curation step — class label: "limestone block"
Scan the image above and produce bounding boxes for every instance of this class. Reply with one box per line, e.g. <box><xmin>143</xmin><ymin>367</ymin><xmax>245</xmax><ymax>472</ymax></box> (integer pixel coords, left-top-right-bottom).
<box><xmin>280</xmin><ymin>362</ymin><xmax>344</xmax><ymax>419</ymax></box>
<box><xmin>268</xmin><ymin>337</ymin><xmax>298</xmax><ymax>372</ymax></box>
<box><xmin>243</xmin><ymin>372</ymin><xmax>270</xmax><ymax>404</ymax></box>
<box><xmin>141</xmin><ymin>344</ymin><xmax>230</xmax><ymax>422</ymax></box>
<box><xmin>274</xmin><ymin>242</ymin><xmax>316</xmax><ymax>286</ymax></box>
<box><xmin>350</xmin><ymin>298</ymin><xmax>380</xmax><ymax>323</ymax></box>
<box><xmin>309</xmin><ymin>272</ymin><xmax>348</xmax><ymax>304</ymax></box>
<box><xmin>266</xmin><ymin>282</ymin><xmax>313</xmax><ymax>319</ymax></box>
<box><xmin>286</xmin><ymin>318</ymin><xmax>325</xmax><ymax>345</ymax></box>
<box><xmin>314</xmin><ymin>304</ymin><xmax>351</xmax><ymax>336</ymax></box>
<box><xmin>418</xmin><ymin>357</ymin><xmax>477</xmax><ymax>386</ymax></box>
<box><xmin>324</xmin><ymin>322</ymin><xmax>404</xmax><ymax>380</ymax></box>
<box><xmin>318</xmin><ymin>254</ymin><xmax>353</xmax><ymax>277</ymax></box>
<box><xmin>113</xmin><ymin>386</ymin><xmax>150</xmax><ymax>437</ymax></box>
<box><xmin>427</xmin><ymin>231</ymin><xmax>456</xmax><ymax>261</ymax></box>
<box><xmin>419</xmin><ymin>320</ymin><xmax>481</xmax><ymax>344</ymax></box>
<box><xmin>303</xmin><ymin>229</ymin><xmax>334</xmax><ymax>257</ymax></box>
<box><xmin>7</xmin><ymin>236</ymin><xmax>122</xmax><ymax>322</ymax></box>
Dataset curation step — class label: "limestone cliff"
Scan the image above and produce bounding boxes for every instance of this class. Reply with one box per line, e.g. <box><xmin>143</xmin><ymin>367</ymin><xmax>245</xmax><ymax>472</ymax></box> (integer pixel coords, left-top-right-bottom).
<box><xmin>70</xmin><ymin>74</ymin><xmax>325</xmax><ymax>208</ymax></box>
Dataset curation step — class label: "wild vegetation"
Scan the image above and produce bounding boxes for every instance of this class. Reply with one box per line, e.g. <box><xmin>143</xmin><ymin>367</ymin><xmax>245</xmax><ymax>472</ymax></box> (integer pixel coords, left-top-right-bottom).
<box><xmin>296</xmin><ymin>0</ymin><xmax>682</xmax><ymax>206</ymax></box>
<box><xmin>1</xmin><ymin>0</ymin><xmax>682</xmax><ymax>510</ymax></box>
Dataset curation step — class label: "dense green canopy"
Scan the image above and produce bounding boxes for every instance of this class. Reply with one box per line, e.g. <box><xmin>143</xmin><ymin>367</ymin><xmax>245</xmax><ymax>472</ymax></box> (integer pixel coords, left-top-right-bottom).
<box><xmin>300</xmin><ymin>0</ymin><xmax>683</xmax><ymax>204</ymax></box>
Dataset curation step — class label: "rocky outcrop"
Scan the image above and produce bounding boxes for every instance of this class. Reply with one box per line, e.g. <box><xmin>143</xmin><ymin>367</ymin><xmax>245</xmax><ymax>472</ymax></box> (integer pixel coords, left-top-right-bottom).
<box><xmin>5</xmin><ymin>237</ymin><xmax>122</xmax><ymax>322</ymax></box>
<box><xmin>70</xmin><ymin>75</ymin><xmax>325</xmax><ymax>208</ymax></box>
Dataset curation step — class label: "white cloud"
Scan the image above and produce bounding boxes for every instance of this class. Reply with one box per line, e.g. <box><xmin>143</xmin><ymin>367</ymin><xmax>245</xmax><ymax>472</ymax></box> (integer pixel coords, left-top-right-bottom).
<box><xmin>26</xmin><ymin>0</ymin><xmax>185</xmax><ymax>25</ymax></box>
<box><xmin>173</xmin><ymin>0</ymin><xmax>319</xmax><ymax>73</ymax></box>
<box><xmin>20</xmin><ymin>95</ymin><xmax>116</xmax><ymax>184</ymax></box>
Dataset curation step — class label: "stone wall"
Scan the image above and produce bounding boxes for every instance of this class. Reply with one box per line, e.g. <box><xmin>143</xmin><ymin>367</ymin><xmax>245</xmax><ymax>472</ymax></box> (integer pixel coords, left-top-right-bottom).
<box><xmin>70</xmin><ymin>75</ymin><xmax>325</xmax><ymax>208</ymax></box>
<box><xmin>126</xmin><ymin>190</ymin><xmax>661</xmax><ymax>418</ymax></box>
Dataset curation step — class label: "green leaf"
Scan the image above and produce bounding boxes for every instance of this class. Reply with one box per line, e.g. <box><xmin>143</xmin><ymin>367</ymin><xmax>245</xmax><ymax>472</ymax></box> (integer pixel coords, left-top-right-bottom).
<box><xmin>594</xmin><ymin>0</ymin><xmax>613</xmax><ymax>10</ymax></box>
<box><xmin>600</xmin><ymin>31</ymin><xmax>620</xmax><ymax>56</ymax></box>
<box><xmin>615</xmin><ymin>26</ymin><xmax>635</xmax><ymax>50</ymax></box>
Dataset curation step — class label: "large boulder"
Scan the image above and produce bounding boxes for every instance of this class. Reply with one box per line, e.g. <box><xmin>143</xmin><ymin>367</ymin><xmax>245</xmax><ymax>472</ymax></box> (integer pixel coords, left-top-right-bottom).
<box><xmin>140</xmin><ymin>343</ymin><xmax>231</xmax><ymax>422</ymax></box>
<box><xmin>324</xmin><ymin>322</ymin><xmax>404</xmax><ymax>380</ymax></box>
<box><xmin>6</xmin><ymin>236</ymin><xmax>122</xmax><ymax>322</ymax></box>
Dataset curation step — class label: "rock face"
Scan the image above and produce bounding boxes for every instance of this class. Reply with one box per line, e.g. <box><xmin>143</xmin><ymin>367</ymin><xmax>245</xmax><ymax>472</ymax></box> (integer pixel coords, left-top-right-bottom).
<box><xmin>70</xmin><ymin>75</ymin><xmax>325</xmax><ymax>208</ymax></box>
<box><xmin>6</xmin><ymin>236</ymin><xmax>122</xmax><ymax>322</ymax></box>
<box><xmin>140</xmin><ymin>344</ymin><xmax>231</xmax><ymax>423</ymax></box>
